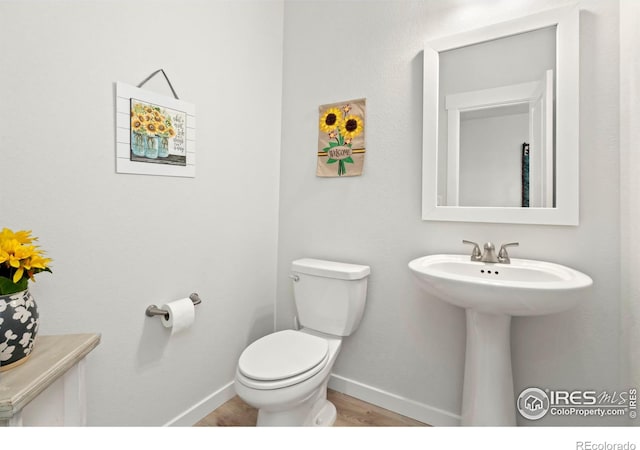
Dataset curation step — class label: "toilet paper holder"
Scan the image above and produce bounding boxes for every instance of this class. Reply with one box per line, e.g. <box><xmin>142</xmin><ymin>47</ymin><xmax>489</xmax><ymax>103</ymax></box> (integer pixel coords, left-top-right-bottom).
<box><xmin>145</xmin><ymin>293</ymin><xmax>202</xmax><ymax>319</ymax></box>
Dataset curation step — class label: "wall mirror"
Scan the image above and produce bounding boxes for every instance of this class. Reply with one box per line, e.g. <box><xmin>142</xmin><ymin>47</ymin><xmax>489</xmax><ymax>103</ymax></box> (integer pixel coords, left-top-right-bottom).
<box><xmin>422</xmin><ymin>5</ymin><xmax>579</xmax><ymax>225</ymax></box>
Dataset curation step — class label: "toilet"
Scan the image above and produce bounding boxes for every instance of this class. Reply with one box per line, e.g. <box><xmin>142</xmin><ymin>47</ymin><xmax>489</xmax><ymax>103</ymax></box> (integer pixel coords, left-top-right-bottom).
<box><xmin>234</xmin><ymin>258</ymin><xmax>370</xmax><ymax>426</ymax></box>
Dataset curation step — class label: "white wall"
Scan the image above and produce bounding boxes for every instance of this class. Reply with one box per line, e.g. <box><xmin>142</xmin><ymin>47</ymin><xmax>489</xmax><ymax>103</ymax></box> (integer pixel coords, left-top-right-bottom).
<box><xmin>0</xmin><ymin>0</ymin><xmax>283</xmax><ymax>425</ymax></box>
<box><xmin>620</xmin><ymin>0</ymin><xmax>640</xmax><ymax>408</ymax></box>
<box><xmin>277</xmin><ymin>0</ymin><xmax>622</xmax><ymax>426</ymax></box>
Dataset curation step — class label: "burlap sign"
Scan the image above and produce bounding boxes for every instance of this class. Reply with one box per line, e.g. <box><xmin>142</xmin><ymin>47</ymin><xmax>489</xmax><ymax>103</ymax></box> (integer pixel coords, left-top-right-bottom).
<box><xmin>317</xmin><ymin>98</ymin><xmax>366</xmax><ymax>177</ymax></box>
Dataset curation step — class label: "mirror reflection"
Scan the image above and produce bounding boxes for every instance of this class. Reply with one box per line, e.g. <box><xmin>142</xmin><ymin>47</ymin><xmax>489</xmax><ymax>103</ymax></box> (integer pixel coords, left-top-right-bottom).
<box><xmin>437</xmin><ymin>26</ymin><xmax>556</xmax><ymax>208</ymax></box>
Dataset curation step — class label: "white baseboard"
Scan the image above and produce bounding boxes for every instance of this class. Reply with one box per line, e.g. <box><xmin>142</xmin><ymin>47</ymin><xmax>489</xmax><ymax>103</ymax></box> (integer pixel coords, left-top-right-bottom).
<box><xmin>167</xmin><ymin>375</ymin><xmax>461</xmax><ymax>427</ymax></box>
<box><xmin>164</xmin><ymin>380</ymin><xmax>236</xmax><ymax>427</ymax></box>
<box><xmin>329</xmin><ymin>374</ymin><xmax>461</xmax><ymax>427</ymax></box>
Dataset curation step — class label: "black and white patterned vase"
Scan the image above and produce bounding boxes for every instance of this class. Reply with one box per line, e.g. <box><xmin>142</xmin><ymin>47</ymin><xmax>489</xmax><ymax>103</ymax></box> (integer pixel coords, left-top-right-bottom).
<box><xmin>0</xmin><ymin>289</ymin><xmax>39</xmax><ymax>371</ymax></box>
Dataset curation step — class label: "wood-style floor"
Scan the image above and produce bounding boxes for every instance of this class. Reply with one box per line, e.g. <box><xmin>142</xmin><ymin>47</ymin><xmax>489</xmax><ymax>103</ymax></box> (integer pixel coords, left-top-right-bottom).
<box><xmin>195</xmin><ymin>389</ymin><xmax>428</xmax><ymax>427</ymax></box>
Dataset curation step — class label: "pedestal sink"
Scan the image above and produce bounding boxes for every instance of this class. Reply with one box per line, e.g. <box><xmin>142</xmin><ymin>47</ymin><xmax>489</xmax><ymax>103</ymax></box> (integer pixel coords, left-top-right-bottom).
<box><xmin>408</xmin><ymin>254</ymin><xmax>593</xmax><ymax>426</ymax></box>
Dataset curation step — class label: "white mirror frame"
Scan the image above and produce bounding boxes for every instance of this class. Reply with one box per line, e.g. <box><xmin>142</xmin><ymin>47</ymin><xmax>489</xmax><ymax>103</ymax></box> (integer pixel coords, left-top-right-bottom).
<box><xmin>422</xmin><ymin>5</ymin><xmax>579</xmax><ymax>225</ymax></box>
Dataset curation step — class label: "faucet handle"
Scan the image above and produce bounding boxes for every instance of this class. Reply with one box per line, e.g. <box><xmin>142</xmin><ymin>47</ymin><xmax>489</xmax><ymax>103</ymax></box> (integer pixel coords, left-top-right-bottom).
<box><xmin>462</xmin><ymin>240</ymin><xmax>482</xmax><ymax>261</ymax></box>
<box><xmin>498</xmin><ymin>242</ymin><xmax>519</xmax><ymax>264</ymax></box>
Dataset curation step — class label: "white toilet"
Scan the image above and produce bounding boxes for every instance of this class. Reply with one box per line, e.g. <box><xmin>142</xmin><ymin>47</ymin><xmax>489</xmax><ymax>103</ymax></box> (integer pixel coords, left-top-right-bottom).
<box><xmin>234</xmin><ymin>258</ymin><xmax>370</xmax><ymax>426</ymax></box>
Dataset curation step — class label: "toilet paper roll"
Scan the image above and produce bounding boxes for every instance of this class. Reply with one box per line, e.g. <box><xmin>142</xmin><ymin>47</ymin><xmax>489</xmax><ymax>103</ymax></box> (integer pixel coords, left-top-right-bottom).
<box><xmin>160</xmin><ymin>297</ymin><xmax>195</xmax><ymax>334</ymax></box>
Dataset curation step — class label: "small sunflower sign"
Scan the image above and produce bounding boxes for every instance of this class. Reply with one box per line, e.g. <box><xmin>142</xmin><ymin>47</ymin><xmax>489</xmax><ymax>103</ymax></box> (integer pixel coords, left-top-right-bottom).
<box><xmin>317</xmin><ymin>98</ymin><xmax>366</xmax><ymax>177</ymax></box>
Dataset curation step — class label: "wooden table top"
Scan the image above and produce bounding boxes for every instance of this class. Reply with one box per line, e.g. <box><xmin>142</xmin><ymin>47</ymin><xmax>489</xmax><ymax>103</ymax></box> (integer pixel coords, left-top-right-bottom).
<box><xmin>0</xmin><ymin>333</ymin><xmax>101</xmax><ymax>419</ymax></box>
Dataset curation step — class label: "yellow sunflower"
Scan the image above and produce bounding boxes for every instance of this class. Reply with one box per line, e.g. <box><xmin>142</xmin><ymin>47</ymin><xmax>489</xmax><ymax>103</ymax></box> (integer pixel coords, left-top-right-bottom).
<box><xmin>131</xmin><ymin>117</ymin><xmax>144</xmax><ymax>132</ymax></box>
<box><xmin>156</xmin><ymin>123</ymin><xmax>168</xmax><ymax>134</ymax></box>
<box><xmin>340</xmin><ymin>115</ymin><xmax>363</xmax><ymax>139</ymax></box>
<box><xmin>0</xmin><ymin>228</ymin><xmax>35</xmax><ymax>245</ymax></box>
<box><xmin>319</xmin><ymin>107</ymin><xmax>343</xmax><ymax>133</ymax></box>
<box><xmin>0</xmin><ymin>229</ymin><xmax>52</xmax><ymax>284</ymax></box>
<box><xmin>166</xmin><ymin>127</ymin><xmax>176</xmax><ymax>138</ymax></box>
<box><xmin>145</xmin><ymin>122</ymin><xmax>158</xmax><ymax>135</ymax></box>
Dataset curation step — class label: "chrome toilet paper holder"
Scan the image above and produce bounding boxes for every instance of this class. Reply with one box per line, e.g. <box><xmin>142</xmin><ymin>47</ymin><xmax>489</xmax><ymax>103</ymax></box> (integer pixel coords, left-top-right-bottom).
<box><xmin>145</xmin><ymin>293</ymin><xmax>202</xmax><ymax>319</ymax></box>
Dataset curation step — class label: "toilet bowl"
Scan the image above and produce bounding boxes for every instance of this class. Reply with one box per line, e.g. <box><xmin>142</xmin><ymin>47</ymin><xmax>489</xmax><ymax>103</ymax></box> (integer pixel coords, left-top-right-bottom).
<box><xmin>234</xmin><ymin>258</ymin><xmax>370</xmax><ymax>426</ymax></box>
<box><xmin>234</xmin><ymin>328</ymin><xmax>342</xmax><ymax>426</ymax></box>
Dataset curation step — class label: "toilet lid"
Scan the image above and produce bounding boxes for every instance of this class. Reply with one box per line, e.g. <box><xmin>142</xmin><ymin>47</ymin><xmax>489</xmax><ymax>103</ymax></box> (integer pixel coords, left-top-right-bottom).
<box><xmin>238</xmin><ymin>330</ymin><xmax>329</xmax><ymax>381</ymax></box>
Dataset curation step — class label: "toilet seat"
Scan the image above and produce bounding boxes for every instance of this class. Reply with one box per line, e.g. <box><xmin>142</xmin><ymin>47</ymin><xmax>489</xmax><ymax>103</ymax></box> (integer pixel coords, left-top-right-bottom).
<box><xmin>237</xmin><ymin>330</ymin><xmax>330</xmax><ymax>390</ymax></box>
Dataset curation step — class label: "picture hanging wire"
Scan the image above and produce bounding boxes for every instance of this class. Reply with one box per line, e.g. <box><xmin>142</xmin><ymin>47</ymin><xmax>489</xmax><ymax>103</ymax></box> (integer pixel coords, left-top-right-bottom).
<box><xmin>137</xmin><ymin>69</ymin><xmax>180</xmax><ymax>100</ymax></box>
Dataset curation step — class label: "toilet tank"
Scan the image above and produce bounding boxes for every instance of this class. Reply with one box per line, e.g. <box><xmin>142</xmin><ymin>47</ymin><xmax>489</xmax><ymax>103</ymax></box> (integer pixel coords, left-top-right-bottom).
<box><xmin>291</xmin><ymin>258</ymin><xmax>370</xmax><ymax>336</ymax></box>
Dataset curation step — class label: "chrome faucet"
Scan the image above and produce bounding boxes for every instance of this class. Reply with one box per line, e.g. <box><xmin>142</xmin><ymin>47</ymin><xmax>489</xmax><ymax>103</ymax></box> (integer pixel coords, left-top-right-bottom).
<box><xmin>480</xmin><ymin>242</ymin><xmax>498</xmax><ymax>263</ymax></box>
<box><xmin>497</xmin><ymin>242</ymin><xmax>519</xmax><ymax>264</ymax></box>
<box><xmin>462</xmin><ymin>240</ymin><xmax>482</xmax><ymax>261</ymax></box>
<box><xmin>462</xmin><ymin>240</ymin><xmax>519</xmax><ymax>264</ymax></box>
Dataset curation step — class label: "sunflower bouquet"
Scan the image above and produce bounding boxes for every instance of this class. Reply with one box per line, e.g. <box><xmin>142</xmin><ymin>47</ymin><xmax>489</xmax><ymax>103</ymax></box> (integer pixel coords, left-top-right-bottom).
<box><xmin>0</xmin><ymin>228</ymin><xmax>52</xmax><ymax>295</ymax></box>
<box><xmin>130</xmin><ymin>102</ymin><xmax>176</xmax><ymax>138</ymax></box>
<box><xmin>319</xmin><ymin>103</ymin><xmax>364</xmax><ymax>176</ymax></box>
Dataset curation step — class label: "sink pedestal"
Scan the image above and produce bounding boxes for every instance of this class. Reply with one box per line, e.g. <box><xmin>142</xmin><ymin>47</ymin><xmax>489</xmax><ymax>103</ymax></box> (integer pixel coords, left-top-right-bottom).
<box><xmin>462</xmin><ymin>310</ymin><xmax>516</xmax><ymax>426</ymax></box>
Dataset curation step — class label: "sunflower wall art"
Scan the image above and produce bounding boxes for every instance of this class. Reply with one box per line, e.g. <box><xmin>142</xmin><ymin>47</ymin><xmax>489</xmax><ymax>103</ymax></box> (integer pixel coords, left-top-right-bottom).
<box><xmin>317</xmin><ymin>98</ymin><xmax>366</xmax><ymax>177</ymax></box>
<box><xmin>115</xmin><ymin>82</ymin><xmax>196</xmax><ymax>177</ymax></box>
<box><xmin>130</xmin><ymin>100</ymin><xmax>185</xmax><ymax>165</ymax></box>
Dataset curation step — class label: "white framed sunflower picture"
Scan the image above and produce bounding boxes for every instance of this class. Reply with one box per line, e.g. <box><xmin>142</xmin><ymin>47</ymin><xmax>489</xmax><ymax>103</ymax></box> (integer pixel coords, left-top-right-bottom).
<box><xmin>317</xmin><ymin>98</ymin><xmax>366</xmax><ymax>177</ymax></box>
<box><xmin>115</xmin><ymin>82</ymin><xmax>196</xmax><ymax>177</ymax></box>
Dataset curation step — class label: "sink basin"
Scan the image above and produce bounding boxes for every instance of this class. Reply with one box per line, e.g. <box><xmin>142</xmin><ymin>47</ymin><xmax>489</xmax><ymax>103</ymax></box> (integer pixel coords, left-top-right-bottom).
<box><xmin>408</xmin><ymin>254</ymin><xmax>592</xmax><ymax>426</ymax></box>
<box><xmin>408</xmin><ymin>254</ymin><xmax>593</xmax><ymax>316</ymax></box>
